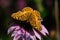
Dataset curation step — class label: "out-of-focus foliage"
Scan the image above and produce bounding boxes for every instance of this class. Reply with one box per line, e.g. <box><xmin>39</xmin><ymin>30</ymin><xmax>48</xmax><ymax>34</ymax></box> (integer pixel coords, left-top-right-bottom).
<box><xmin>34</xmin><ymin>0</ymin><xmax>48</xmax><ymax>18</ymax></box>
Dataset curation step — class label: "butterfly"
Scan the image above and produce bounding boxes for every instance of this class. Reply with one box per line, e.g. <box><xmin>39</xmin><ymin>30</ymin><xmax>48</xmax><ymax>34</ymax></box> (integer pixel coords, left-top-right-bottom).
<box><xmin>11</xmin><ymin>7</ymin><xmax>42</xmax><ymax>31</ymax></box>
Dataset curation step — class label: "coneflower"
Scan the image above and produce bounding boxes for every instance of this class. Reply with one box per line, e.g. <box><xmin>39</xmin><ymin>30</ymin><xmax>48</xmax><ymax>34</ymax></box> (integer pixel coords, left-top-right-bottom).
<box><xmin>8</xmin><ymin>7</ymin><xmax>49</xmax><ymax>40</ymax></box>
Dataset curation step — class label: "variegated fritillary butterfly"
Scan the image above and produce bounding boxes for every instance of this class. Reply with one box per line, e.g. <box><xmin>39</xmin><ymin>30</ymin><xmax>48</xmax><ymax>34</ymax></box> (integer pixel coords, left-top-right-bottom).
<box><xmin>11</xmin><ymin>7</ymin><xmax>42</xmax><ymax>31</ymax></box>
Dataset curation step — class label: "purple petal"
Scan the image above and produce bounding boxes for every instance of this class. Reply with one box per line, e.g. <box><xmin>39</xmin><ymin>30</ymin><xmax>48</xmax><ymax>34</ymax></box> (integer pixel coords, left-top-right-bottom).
<box><xmin>8</xmin><ymin>26</ymin><xmax>20</xmax><ymax>34</ymax></box>
<box><xmin>13</xmin><ymin>35</ymin><xmax>20</xmax><ymax>40</ymax></box>
<box><xmin>8</xmin><ymin>26</ymin><xmax>16</xmax><ymax>34</ymax></box>
<box><xmin>40</xmin><ymin>25</ymin><xmax>49</xmax><ymax>36</ymax></box>
<box><xmin>11</xmin><ymin>31</ymin><xmax>17</xmax><ymax>37</ymax></box>
<box><xmin>26</xmin><ymin>31</ymin><xmax>36</xmax><ymax>40</ymax></box>
<box><xmin>11</xmin><ymin>28</ymin><xmax>25</xmax><ymax>37</ymax></box>
<box><xmin>13</xmin><ymin>32</ymin><xmax>26</xmax><ymax>40</ymax></box>
<box><xmin>15</xmin><ymin>26</ymin><xmax>20</xmax><ymax>30</ymax></box>
<box><xmin>21</xmin><ymin>28</ymin><xmax>26</xmax><ymax>35</ymax></box>
<box><xmin>12</xmin><ymin>28</ymin><xmax>26</xmax><ymax>40</ymax></box>
<box><xmin>33</xmin><ymin>29</ymin><xmax>41</xmax><ymax>40</ymax></box>
<box><xmin>13</xmin><ymin>31</ymin><xmax>23</xmax><ymax>40</ymax></box>
<box><xmin>30</xmin><ymin>35</ymin><xmax>36</xmax><ymax>40</ymax></box>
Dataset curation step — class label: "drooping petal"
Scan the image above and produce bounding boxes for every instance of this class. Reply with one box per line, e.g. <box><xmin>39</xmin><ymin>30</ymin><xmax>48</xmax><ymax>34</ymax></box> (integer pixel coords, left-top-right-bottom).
<box><xmin>13</xmin><ymin>34</ymin><xmax>20</xmax><ymax>40</ymax></box>
<box><xmin>8</xmin><ymin>26</ymin><xmax>20</xmax><ymax>34</ymax></box>
<box><xmin>40</xmin><ymin>25</ymin><xmax>49</xmax><ymax>36</ymax></box>
<box><xmin>15</xmin><ymin>26</ymin><xmax>20</xmax><ymax>30</ymax></box>
<box><xmin>25</xmin><ymin>31</ymin><xmax>36</xmax><ymax>40</ymax></box>
<box><xmin>21</xmin><ymin>28</ymin><xmax>26</xmax><ymax>35</ymax></box>
<box><xmin>8</xmin><ymin>26</ymin><xmax>16</xmax><ymax>34</ymax></box>
<box><xmin>25</xmin><ymin>31</ymin><xmax>31</xmax><ymax>40</ymax></box>
<box><xmin>13</xmin><ymin>30</ymin><xmax>24</xmax><ymax>40</ymax></box>
<box><xmin>30</xmin><ymin>35</ymin><xmax>36</xmax><ymax>40</ymax></box>
<box><xmin>33</xmin><ymin>29</ymin><xmax>41</xmax><ymax>40</ymax></box>
<box><xmin>11</xmin><ymin>30</ymin><xmax>17</xmax><ymax>37</ymax></box>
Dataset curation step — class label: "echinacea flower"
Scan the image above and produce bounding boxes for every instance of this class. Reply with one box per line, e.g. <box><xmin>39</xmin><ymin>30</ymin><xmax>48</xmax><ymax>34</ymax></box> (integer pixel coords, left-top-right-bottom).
<box><xmin>8</xmin><ymin>7</ymin><xmax>49</xmax><ymax>40</ymax></box>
